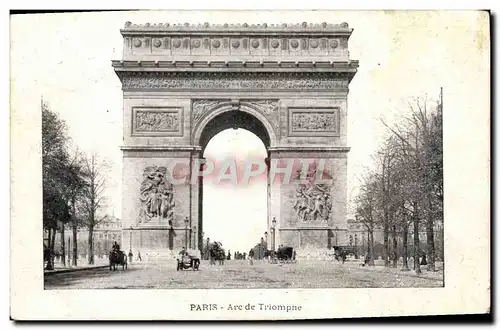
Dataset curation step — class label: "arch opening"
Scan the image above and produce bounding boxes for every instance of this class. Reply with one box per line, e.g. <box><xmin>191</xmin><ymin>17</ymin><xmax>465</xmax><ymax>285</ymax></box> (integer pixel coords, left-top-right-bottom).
<box><xmin>197</xmin><ymin>110</ymin><xmax>272</xmax><ymax>258</ymax></box>
<box><xmin>198</xmin><ymin>109</ymin><xmax>271</xmax><ymax>152</ymax></box>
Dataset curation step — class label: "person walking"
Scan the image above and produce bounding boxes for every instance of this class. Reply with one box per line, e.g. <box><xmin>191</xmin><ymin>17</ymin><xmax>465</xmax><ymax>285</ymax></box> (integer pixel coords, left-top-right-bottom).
<box><xmin>248</xmin><ymin>248</ymin><xmax>254</xmax><ymax>266</ymax></box>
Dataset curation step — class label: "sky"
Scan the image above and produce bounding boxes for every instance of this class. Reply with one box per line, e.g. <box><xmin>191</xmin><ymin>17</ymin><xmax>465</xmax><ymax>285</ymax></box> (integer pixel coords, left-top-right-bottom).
<box><xmin>10</xmin><ymin>10</ymin><xmax>489</xmax><ymax>252</ymax></box>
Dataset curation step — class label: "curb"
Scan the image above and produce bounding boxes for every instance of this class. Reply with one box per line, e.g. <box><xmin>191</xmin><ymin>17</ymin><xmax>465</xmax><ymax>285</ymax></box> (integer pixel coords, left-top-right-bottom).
<box><xmin>44</xmin><ymin>265</ymin><xmax>108</xmax><ymax>275</ymax></box>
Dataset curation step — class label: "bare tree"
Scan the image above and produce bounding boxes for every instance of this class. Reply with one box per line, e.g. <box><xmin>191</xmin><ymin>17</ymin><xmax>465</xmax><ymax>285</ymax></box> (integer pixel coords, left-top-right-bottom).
<box><xmin>372</xmin><ymin>138</ymin><xmax>400</xmax><ymax>267</ymax></box>
<box><xmin>354</xmin><ymin>172</ymin><xmax>380</xmax><ymax>266</ymax></box>
<box><xmin>381</xmin><ymin>95</ymin><xmax>443</xmax><ymax>274</ymax></box>
<box><xmin>80</xmin><ymin>153</ymin><xmax>111</xmax><ymax>265</ymax></box>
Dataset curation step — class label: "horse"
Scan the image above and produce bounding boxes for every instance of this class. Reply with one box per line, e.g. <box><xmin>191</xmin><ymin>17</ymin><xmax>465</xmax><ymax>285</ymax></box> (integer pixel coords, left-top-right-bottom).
<box><xmin>333</xmin><ymin>247</ymin><xmax>347</xmax><ymax>264</ymax></box>
<box><xmin>208</xmin><ymin>242</ymin><xmax>225</xmax><ymax>266</ymax></box>
<box><xmin>263</xmin><ymin>249</ymin><xmax>275</xmax><ymax>263</ymax></box>
<box><xmin>109</xmin><ymin>250</ymin><xmax>128</xmax><ymax>271</ymax></box>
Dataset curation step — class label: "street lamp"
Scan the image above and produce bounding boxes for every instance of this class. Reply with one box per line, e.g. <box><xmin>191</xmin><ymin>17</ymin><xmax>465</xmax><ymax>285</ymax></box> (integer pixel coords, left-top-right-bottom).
<box><xmin>271</xmin><ymin>217</ymin><xmax>276</xmax><ymax>251</ymax></box>
<box><xmin>354</xmin><ymin>233</ymin><xmax>358</xmax><ymax>259</ymax></box>
<box><xmin>184</xmin><ymin>217</ymin><xmax>189</xmax><ymax>249</ymax></box>
<box><xmin>193</xmin><ymin>226</ymin><xmax>197</xmax><ymax>250</ymax></box>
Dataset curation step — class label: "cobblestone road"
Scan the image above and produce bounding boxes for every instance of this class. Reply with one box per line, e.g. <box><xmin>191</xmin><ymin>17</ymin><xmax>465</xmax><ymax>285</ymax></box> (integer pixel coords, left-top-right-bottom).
<box><xmin>44</xmin><ymin>259</ymin><xmax>444</xmax><ymax>289</ymax></box>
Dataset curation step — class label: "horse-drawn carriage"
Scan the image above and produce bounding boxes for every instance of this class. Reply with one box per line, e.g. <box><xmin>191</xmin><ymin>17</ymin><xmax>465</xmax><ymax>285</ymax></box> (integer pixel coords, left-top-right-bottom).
<box><xmin>276</xmin><ymin>246</ymin><xmax>295</xmax><ymax>263</ymax></box>
<box><xmin>207</xmin><ymin>241</ymin><xmax>225</xmax><ymax>266</ymax></box>
<box><xmin>333</xmin><ymin>246</ymin><xmax>357</xmax><ymax>263</ymax></box>
<box><xmin>177</xmin><ymin>249</ymin><xmax>201</xmax><ymax>271</ymax></box>
<box><xmin>109</xmin><ymin>249</ymin><xmax>128</xmax><ymax>271</ymax></box>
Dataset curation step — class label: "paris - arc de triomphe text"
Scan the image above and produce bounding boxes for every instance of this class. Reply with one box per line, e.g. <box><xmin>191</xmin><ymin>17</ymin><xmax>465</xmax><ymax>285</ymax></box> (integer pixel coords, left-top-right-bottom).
<box><xmin>112</xmin><ymin>22</ymin><xmax>358</xmax><ymax>259</ymax></box>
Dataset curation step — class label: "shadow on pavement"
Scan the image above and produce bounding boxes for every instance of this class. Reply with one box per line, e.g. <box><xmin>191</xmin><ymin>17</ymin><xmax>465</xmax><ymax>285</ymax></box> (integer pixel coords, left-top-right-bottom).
<box><xmin>44</xmin><ymin>267</ymin><xmax>142</xmax><ymax>289</ymax></box>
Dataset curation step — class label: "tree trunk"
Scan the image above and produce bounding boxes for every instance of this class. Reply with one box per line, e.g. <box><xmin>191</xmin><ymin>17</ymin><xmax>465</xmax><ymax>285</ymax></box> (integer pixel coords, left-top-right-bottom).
<box><xmin>71</xmin><ymin>197</ymin><xmax>78</xmax><ymax>266</ymax></box>
<box><xmin>45</xmin><ymin>228</ymin><xmax>54</xmax><ymax>270</ymax></box>
<box><xmin>391</xmin><ymin>224</ymin><xmax>398</xmax><ymax>267</ymax></box>
<box><xmin>72</xmin><ymin>223</ymin><xmax>78</xmax><ymax>266</ymax></box>
<box><xmin>88</xmin><ymin>226</ymin><xmax>94</xmax><ymax>265</ymax></box>
<box><xmin>48</xmin><ymin>228</ymin><xmax>56</xmax><ymax>270</ymax></box>
<box><xmin>60</xmin><ymin>221</ymin><xmax>66</xmax><ymax>267</ymax></box>
<box><xmin>383</xmin><ymin>221</ymin><xmax>390</xmax><ymax>267</ymax></box>
<box><xmin>402</xmin><ymin>222</ymin><xmax>409</xmax><ymax>271</ymax></box>
<box><xmin>426</xmin><ymin>199</ymin><xmax>436</xmax><ymax>271</ymax></box>
<box><xmin>413</xmin><ymin>211</ymin><xmax>421</xmax><ymax>275</ymax></box>
<box><xmin>368</xmin><ymin>229</ymin><xmax>375</xmax><ymax>266</ymax></box>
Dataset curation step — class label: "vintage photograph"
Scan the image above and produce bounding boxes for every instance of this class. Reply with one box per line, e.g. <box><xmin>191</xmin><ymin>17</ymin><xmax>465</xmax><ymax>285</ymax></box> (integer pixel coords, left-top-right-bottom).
<box><xmin>10</xmin><ymin>9</ymin><xmax>490</xmax><ymax>319</ymax></box>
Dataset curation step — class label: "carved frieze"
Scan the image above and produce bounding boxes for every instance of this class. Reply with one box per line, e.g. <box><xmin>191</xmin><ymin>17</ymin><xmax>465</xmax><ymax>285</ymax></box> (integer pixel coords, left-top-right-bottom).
<box><xmin>192</xmin><ymin>100</ymin><xmax>226</xmax><ymax>127</ymax></box>
<box><xmin>292</xmin><ymin>112</ymin><xmax>336</xmax><ymax>132</ymax></box>
<box><xmin>242</xmin><ymin>100</ymin><xmax>280</xmax><ymax>134</ymax></box>
<box><xmin>245</xmin><ymin>100</ymin><xmax>278</xmax><ymax>115</ymax></box>
<box><xmin>119</xmin><ymin>72</ymin><xmax>349</xmax><ymax>90</ymax></box>
<box><xmin>138</xmin><ymin>166</ymin><xmax>175</xmax><ymax>225</ymax></box>
<box><xmin>132</xmin><ymin>107</ymin><xmax>183</xmax><ymax>136</ymax></box>
<box><xmin>288</xmin><ymin>108</ymin><xmax>340</xmax><ymax>137</ymax></box>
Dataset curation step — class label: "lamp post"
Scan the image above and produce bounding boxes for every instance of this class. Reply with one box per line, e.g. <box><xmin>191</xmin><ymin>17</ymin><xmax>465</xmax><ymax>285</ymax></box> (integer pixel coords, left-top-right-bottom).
<box><xmin>354</xmin><ymin>233</ymin><xmax>358</xmax><ymax>259</ymax></box>
<box><xmin>184</xmin><ymin>217</ymin><xmax>189</xmax><ymax>249</ymax></box>
<box><xmin>129</xmin><ymin>226</ymin><xmax>133</xmax><ymax>252</ymax></box>
<box><xmin>193</xmin><ymin>226</ymin><xmax>197</xmax><ymax>250</ymax></box>
<box><xmin>271</xmin><ymin>217</ymin><xmax>276</xmax><ymax>251</ymax></box>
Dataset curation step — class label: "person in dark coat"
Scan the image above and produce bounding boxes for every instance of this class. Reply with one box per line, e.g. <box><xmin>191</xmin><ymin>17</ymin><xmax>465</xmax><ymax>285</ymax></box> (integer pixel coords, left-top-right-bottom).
<box><xmin>248</xmin><ymin>249</ymin><xmax>255</xmax><ymax>265</ymax></box>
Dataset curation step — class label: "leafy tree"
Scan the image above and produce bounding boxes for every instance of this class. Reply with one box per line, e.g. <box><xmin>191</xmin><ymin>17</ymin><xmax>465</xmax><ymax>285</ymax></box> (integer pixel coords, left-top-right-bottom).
<box><xmin>42</xmin><ymin>102</ymin><xmax>71</xmax><ymax>270</ymax></box>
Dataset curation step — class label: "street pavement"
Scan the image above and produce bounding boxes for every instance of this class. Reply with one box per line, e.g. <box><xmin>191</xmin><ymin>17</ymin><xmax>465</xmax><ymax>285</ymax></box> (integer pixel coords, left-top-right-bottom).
<box><xmin>44</xmin><ymin>259</ymin><xmax>444</xmax><ymax>289</ymax></box>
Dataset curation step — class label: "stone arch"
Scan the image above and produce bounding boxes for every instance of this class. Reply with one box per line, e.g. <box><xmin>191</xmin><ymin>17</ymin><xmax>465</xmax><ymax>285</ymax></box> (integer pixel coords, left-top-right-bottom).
<box><xmin>193</xmin><ymin>102</ymin><xmax>278</xmax><ymax>150</ymax></box>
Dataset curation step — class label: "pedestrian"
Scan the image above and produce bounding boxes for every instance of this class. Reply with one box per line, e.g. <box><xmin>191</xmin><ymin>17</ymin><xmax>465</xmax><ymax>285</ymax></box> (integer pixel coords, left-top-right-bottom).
<box><xmin>137</xmin><ymin>250</ymin><xmax>142</xmax><ymax>262</ymax></box>
<box><xmin>128</xmin><ymin>250</ymin><xmax>134</xmax><ymax>263</ymax></box>
<box><xmin>248</xmin><ymin>248</ymin><xmax>254</xmax><ymax>266</ymax></box>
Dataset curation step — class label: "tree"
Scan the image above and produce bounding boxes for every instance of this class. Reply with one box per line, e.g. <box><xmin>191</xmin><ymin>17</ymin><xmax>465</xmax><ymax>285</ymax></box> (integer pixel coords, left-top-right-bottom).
<box><xmin>382</xmin><ymin>94</ymin><xmax>443</xmax><ymax>274</ymax></box>
<box><xmin>355</xmin><ymin>91</ymin><xmax>443</xmax><ymax>276</ymax></box>
<box><xmin>354</xmin><ymin>173</ymin><xmax>379</xmax><ymax>266</ymax></box>
<box><xmin>80</xmin><ymin>153</ymin><xmax>110</xmax><ymax>265</ymax></box>
<box><xmin>42</xmin><ymin>100</ymin><xmax>89</xmax><ymax>269</ymax></box>
<box><xmin>372</xmin><ymin>138</ymin><xmax>400</xmax><ymax>267</ymax></box>
<box><xmin>65</xmin><ymin>150</ymin><xmax>87</xmax><ymax>266</ymax></box>
<box><xmin>42</xmin><ymin>102</ymin><xmax>71</xmax><ymax>270</ymax></box>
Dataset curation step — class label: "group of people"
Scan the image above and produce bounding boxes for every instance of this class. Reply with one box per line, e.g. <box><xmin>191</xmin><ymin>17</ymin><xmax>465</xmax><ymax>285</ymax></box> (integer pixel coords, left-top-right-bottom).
<box><xmin>233</xmin><ymin>251</ymin><xmax>248</xmax><ymax>260</ymax></box>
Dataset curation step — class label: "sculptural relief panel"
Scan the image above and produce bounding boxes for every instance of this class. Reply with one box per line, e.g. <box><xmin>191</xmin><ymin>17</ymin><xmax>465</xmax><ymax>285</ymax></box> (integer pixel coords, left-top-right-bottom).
<box><xmin>138</xmin><ymin>166</ymin><xmax>175</xmax><ymax>226</ymax></box>
<box><xmin>291</xmin><ymin>164</ymin><xmax>333</xmax><ymax>223</ymax></box>
<box><xmin>191</xmin><ymin>100</ymin><xmax>226</xmax><ymax>128</ymax></box>
<box><xmin>242</xmin><ymin>100</ymin><xmax>280</xmax><ymax>135</ymax></box>
<box><xmin>132</xmin><ymin>107</ymin><xmax>183</xmax><ymax>136</ymax></box>
<box><xmin>288</xmin><ymin>107</ymin><xmax>340</xmax><ymax>137</ymax></box>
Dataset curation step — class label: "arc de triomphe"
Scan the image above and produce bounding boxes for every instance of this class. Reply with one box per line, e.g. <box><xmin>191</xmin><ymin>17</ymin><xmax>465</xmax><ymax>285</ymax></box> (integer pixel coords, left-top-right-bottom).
<box><xmin>112</xmin><ymin>22</ymin><xmax>358</xmax><ymax>259</ymax></box>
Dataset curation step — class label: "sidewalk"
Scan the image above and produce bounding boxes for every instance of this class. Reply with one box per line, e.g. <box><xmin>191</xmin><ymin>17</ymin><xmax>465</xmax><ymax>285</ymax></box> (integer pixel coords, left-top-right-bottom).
<box><xmin>44</xmin><ymin>259</ymin><xmax>109</xmax><ymax>275</ymax></box>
